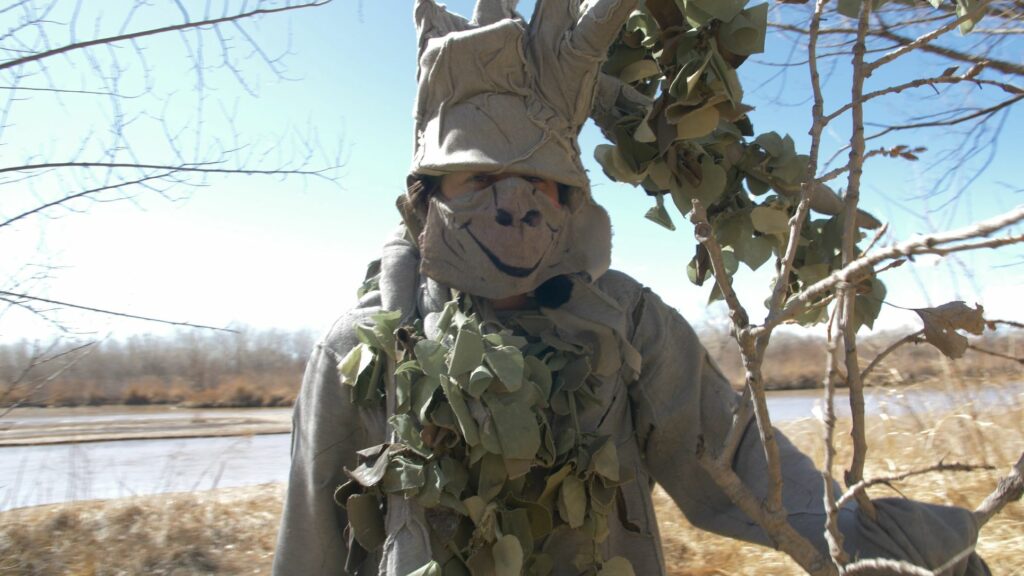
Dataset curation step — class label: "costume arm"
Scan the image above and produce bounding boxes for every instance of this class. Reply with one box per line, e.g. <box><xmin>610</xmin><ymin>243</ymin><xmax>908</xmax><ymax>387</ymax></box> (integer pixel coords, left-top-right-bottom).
<box><xmin>273</xmin><ymin>307</ymin><xmax>383</xmax><ymax>576</ymax></box>
<box><xmin>628</xmin><ymin>288</ymin><xmax>989</xmax><ymax>574</ymax></box>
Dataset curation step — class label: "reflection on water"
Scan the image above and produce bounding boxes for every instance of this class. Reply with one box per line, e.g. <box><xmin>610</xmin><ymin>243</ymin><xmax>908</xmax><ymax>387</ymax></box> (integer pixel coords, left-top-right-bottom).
<box><xmin>1</xmin><ymin>382</ymin><xmax>1020</xmax><ymax>511</ymax></box>
<box><xmin>0</xmin><ymin>434</ymin><xmax>291</xmax><ymax>511</ymax></box>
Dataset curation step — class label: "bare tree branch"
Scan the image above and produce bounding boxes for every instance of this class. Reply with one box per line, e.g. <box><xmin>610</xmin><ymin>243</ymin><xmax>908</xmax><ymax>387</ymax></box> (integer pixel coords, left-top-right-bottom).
<box><xmin>974</xmin><ymin>452</ymin><xmax>1024</xmax><ymax>526</ymax></box>
<box><xmin>0</xmin><ymin>1</ymin><xmax>332</xmax><ymax>73</ymax></box>
<box><xmin>836</xmin><ymin>461</ymin><xmax>994</xmax><ymax>509</ymax></box>
<box><xmin>766</xmin><ymin>206</ymin><xmax>1024</xmax><ymax>331</ymax></box>
<box><xmin>860</xmin><ymin>330</ymin><xmax>926</xmax><ymax>382</ymax></box>
<box><xmin>0</xmin><ymin>291</ymin><xmax>238</xmax><ymax>333</ymax></box>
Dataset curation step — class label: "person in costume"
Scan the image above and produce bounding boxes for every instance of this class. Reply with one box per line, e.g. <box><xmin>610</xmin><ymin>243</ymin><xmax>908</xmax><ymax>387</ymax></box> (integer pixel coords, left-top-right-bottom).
<box><xmin>273</xmin><ymin>1</ymin><xmax>989</xmax><ymax>574</ymax></box>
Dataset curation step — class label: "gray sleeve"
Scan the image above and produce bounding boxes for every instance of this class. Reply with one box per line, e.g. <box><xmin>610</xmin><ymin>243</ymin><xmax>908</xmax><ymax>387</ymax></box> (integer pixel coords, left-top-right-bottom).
<box><xmin>628</xmin><ymin>289</ymin><xmax>989</xmax><ymax>574</ymax></box>
<box><xmin>272</xmin><ymin>308</ymin><xmax>383</xmax><ymax>576</ymax></box>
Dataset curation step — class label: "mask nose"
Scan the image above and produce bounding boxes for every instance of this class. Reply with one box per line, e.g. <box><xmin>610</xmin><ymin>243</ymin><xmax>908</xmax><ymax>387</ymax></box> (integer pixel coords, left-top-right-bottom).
<box><xmin>493</xmin><ymin>177</ymin><xmax>545</xmax><ymax>228</ymax></box>
<box><xmin>495</xmin><ymin>208</ymin><xmax>541</xmax><ymax>227</ymax></box>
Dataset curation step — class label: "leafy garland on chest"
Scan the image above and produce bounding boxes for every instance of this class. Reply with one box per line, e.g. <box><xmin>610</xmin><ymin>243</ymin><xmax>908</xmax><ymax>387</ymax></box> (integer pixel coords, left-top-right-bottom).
<box><xmin>335</xmin><ymin>293</ymin><xmax>638</xmax><ymax>576</ymax></box>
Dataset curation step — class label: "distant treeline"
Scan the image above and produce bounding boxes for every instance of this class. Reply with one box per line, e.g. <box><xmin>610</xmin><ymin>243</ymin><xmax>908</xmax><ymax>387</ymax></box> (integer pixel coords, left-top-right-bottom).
<box><xmin>1</xmin><ymin>324</ymin><xmax>1020</xmax><ymax>409</ymax></box>
<box><xmin>0</xmin><ymin>328</ymin><xmax>315</xmax><ymax>408</ymax></box>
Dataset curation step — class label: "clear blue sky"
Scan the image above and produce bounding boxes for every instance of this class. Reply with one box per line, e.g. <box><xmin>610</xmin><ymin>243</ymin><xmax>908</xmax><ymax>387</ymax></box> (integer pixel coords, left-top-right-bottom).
<box><xmin>0</xmin><ymin>0</ymin><xmax>1020</xmax><ymax>342</ymax></box>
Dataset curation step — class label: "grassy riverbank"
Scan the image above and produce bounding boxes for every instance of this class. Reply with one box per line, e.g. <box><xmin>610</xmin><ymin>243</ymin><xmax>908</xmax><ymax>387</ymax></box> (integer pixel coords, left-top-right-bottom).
<box><xmin>2</xmin><ymin>401</ymin><xmax>1021</xmax><ymax>575</ymax></box>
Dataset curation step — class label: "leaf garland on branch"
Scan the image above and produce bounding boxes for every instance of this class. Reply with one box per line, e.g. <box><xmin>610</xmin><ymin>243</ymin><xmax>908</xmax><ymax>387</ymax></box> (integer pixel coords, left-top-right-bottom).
<box><xmin>595</xmin><ymin>0</ymin><xmax>901</xmax><ymax>327</ymax></box>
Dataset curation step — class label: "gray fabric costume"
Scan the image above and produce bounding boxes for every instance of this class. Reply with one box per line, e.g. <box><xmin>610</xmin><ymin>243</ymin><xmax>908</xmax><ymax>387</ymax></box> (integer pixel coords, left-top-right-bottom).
<box><xmin>272</xmin><ymin>234</ymin><xmax>989</xmax><ymax>576</ymax></box>
<box><xmin>274</xmin><ymin>1</ymin><xmax>989</xmax><ymax>573</ymax></box>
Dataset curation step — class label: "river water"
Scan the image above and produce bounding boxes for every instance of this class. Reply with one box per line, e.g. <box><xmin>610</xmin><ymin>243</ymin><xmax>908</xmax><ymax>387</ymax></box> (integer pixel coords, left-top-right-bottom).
<box><xmin>2</xmin><ymin>382</ymin><xmax>1021</xmax><ymax>512</ymax></box>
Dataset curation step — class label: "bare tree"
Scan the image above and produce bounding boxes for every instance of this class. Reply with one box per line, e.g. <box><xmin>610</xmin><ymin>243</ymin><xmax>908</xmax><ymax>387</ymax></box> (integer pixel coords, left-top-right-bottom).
<box><xmin>0</xmin><ymin>0</ymin><xmax>337</xmax><ymax>410</ymax></box>
<box><xmin>596</xmin><ymin>0</ymin><xmax>1022</xmax><ymax>572</ymax></box>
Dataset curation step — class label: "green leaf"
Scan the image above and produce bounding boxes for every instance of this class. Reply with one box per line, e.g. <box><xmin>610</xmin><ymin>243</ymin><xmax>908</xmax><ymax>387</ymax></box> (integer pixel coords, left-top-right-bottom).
<box><xmin>837</xmin><ymin>0</ymin><xmax>862</xmax><ymax>18</ymax></box>
<box><xmin>492</xmin><ymin>534</ymin><xmax>524</xmax><ymax>576</ymax></box>
<box><xmin>525</xmin><ymin>356</ymin><xmax>552</xmax><ymax>404</ymax></box>
<box><xmin>618</xmin><ymin>59</ymin><xmax>661</xmax><ymax>84</ymax></box>
<box><xmin>412</xmin><ymin>374</ymin><xmax>440</xmax><ymax>422</ymax></box>
<box><xmin>408</xmin><ymin>560</ymin><xmax>443</xmax><ymax>576</ymax></box>
<box><xmin>750</xmin><ymin>205</ymin><xmax>791</xmax><ymax>236</ymax></box>
<box><xmin>626</xmin><ymin>10</ymin><xmax>661</xmax><ymax>48</ymax></box>
<box><xmin>955</xmin><ymin>0</ymin><xmax>985</xmax><ymax>33</ymax></box>
<box><xmin>381</xmin><ymin>455</ymin><xmax>425</xmax><ymax>494</ymax></box>
<box><xmin>645</xmin><ymin>194</ymin><xmax>676</xmax><ymax>231</ymax></box>
<box><xmin>674</xmin><ymin>105</ymin><xmax>720</xmax><ymax>141</ymax></box>
<box><xmin>485</xmin><ymin>346</ymin><xmax>525</xmax><ymax>392</ymax></box>
<box><xmin>595</xmin><ymin>144</ymin><xmax>646</xmax><ymax>185</ymax></box>
<box><xmin>588</xmin><ymin>438</ymin><xmax>620</xmax><ymax>482</ymax></box>
<box><xmin>500</xmin><ymin>508</ymin><xmax>535</xmax><ymax>560</ymax></box>
<box><xmin>339</xmin><ymin>343</ymin><xmax>373</xmax><ymax>387</ymax></box>
<box><xmin>557</xmin><ymin>474</ymin><xmax>587</xmax><ymax>529</ymax></box>
<box><xmin>417</xmin><ymin>460</ymin><xmax>444</xmax><ymax>508</ymax></box>
<box><xmin>719</xmin><ymin>3</ymin><xmax>768</xmax><ymax>56</ymax></box>
<box><xmin>439</xmin><ymin>376</ymin><xmax>481</xmax><ymax>446</ymax></box>
<box><xmin>597</xmin><ymin>557</ymin><xmax>636</xmax><ymax>576</ymax></box>
<box><xmin>415</xmin><ymin>339</ymin><xmax>448</xmax><ymax>379</ymax></box>
<box><xmin>478</xmin><ymin>452</ymin><xmax>507</xmax><ymax>502</ymax></box>
<box><xmin>467</xmin><ymin>365</ymin><xmax>494</xmax><ymax>398</ymax></box>
<box><xmin>487</xmin><ymin>395</ymin><xmax>542</xmax><ymax>460</ymax></box>
<box><xmin>448</xmin><ymin>326</ymin><xmax>484</xmax><ymax>377</ymax></box>
<box><xmin>754</xmin><ymin>132</ymin><xmax>784</xmax><ymax>158</ymax></box>
<box><xmin>389</xmin><ymin>413</ymin><xmax>430</xmax><ymax>456</ymax></box>
<box><xmin>346</xmin><ymin>493</ymin><xmax>386</xmax><ymax>551</ymax></box>
<box><xmin>691</xmin><ymin>156</ymin><xmax>727</xmax><ymax>204</ymax></box>
<box><xmin>854</xmin><ymin>277</ymin><xmax>887</xmax><ymax>332</ymax></box>
<box><xmin>686</xmin><ymin>0</ymin><xmax>746</xmax><ymax>22</ymax></box>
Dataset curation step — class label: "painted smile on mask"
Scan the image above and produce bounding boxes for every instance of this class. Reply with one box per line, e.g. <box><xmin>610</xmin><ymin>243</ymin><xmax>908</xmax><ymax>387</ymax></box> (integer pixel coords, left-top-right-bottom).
<box><xmin>463</xmin><ymin>223</ymin><xmax>551</xmax><ymax>278</ymax></box>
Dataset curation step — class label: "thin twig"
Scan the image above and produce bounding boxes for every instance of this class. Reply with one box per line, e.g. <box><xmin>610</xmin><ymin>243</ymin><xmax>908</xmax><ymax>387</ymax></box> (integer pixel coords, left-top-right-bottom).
<box><xmin>867</xmin><ymin>1</ymin><xmax>990</xmax><ymax>73</ymax></box>
<box><xmin>764</xmin><ymin>206</ymin><xmax>1024</xmax><ymax>332</ymax></box>
<box><xmin>841</xmin><ymin>0</ymin><xmax>875</xmax><ymax>517</ymax></box>
<box><xmin>0</xmin><ymin>341</ymin><xmax>97</xmax><ymax>418</ymax></box>
<box><xmin>825</xmin><ymin>64</ymin><xmax>1022</xmax><ymax>122</ymax></box>
<box><xmin>0</xmin><ymin>291</ymin><xmax>237</xmax><ymax>333</ymax></box>
<box><xmin>860</xmin><ymin>330</ymin><xmax>925</xmax><ymax>382</ymax></box>
<box><xmin>0</xmin><ymin>2</ymin><xmax>332</xmax><ymax>72</ymax></box>
<box><xmin>836</xmin><ymin>461</ymin><xmax>993</xmax><ymax>509</ymax></box>
<box><xmin>0</xmin><ymin>160</ymin><xmax>332</xmax><ymax>177</ymax></box>
<box><xmin>966</xmin><ymin>343</ymin><xmax>1024</xmax><ymax>364</ymax></box>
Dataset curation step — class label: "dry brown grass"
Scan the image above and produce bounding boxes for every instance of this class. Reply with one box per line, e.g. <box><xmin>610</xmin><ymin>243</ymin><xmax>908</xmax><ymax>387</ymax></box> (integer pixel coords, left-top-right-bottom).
<box><xmin>0</xmin><ymin>485</ymin><xmax>284</xmax><ymax>576</ymax></box>
<box><xmin>659</xmin><ymin>396</ymin><xmax>1024</xmax><ymax>575</ymax></box>
<box><xmin>2</xmin><ymin>397</ymin><xmax>1020</xmax><ymax>575</ymax></box>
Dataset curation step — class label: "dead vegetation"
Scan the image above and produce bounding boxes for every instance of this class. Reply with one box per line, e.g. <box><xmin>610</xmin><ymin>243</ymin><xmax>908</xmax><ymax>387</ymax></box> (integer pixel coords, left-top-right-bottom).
<box><xmin>2</xmin><ymin>326</ymin><xmax>1019</xmax><ymax>410</ymax></box>
<box><xmin>2</xmin><ymin>396</ymin><xmax>1020</xmax><ymax>575</ymax></box>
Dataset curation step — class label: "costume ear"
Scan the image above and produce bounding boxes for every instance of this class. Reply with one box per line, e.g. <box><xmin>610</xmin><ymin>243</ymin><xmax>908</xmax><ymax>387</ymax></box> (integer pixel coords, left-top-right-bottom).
<box><xmin>527</xmin><ymin>0</ymin><xmax>581</xmax><ymax>49</ymax></box>
<box><xmin>570</xmin><ymin>0</ymin><xmax>639</xmax><ymax>57</ymax></box>
<box><xmin>414</xmin><ymin>0</ymin><xmax>471</xmax><ymax>55</ymax></box>
<box><xmin>472</xmin><ymin>0</ymin><xmax>520</xmax><ymax>25</ymax></box>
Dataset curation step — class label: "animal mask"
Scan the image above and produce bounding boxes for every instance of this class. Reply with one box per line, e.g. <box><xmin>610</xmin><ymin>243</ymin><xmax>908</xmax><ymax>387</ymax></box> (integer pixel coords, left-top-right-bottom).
<box><xmin>410</xmin><ymin>0</ymin><xmax>638</xmax><ymax>295</ymax></box>
<box><xmin>420</xmin><ymin>176</ymin><xmax>611</xmax><ymax>299</ymax></box>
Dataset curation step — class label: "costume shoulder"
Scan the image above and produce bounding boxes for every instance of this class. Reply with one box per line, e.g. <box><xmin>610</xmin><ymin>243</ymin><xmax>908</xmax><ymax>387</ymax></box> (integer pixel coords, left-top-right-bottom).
<box><xmin>594</xmin><ymin>268</ymin><xmax>645</xmax><ymax>304</ymax></box>
<box><xmin>321</xmin><ymin>227</ymin><xmax>421</xmax><ymax>355</ymax></box>
<box><xmin>320</xmin><ymin>288</ymin><xmax>384</xmax><ymax>357</ymax></box>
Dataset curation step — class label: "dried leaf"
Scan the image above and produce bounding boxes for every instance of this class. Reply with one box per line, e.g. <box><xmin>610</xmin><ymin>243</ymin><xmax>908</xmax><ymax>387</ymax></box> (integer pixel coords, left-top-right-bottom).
<box><xmin>346</xmin><ymin>493</ymin><xmax>386</xmax><ymax>551</ymax></box>
<box><xmin>492</xmin><ymin>534</ymin><xmax>524</xmax><ymax>576</ymax></box>
<box><xmin>558</xmin><ymin>474</ymin><xmax>587</xmax><ymax>528</ymax></box>
<box><xmin>597</xmin><ymin>557</ymin><xmax>636</xmax><ymax>576</ymax></box>
<box><xmin>408</xmin><ymin>560</ymin><xmax>443</xmax><ymax>576</ymax></box>
<box><xmin>915</xmin><ymin>301</ymin><xmax>986</xmax><ymax>359</ymax></box>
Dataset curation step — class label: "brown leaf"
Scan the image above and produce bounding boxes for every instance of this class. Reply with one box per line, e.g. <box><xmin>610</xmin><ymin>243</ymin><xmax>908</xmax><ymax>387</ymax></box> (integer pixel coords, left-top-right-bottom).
<box><xmin>914</xmin><ymin>301</ymin><xmax>986</xmax><ymax>359</ymax></box>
